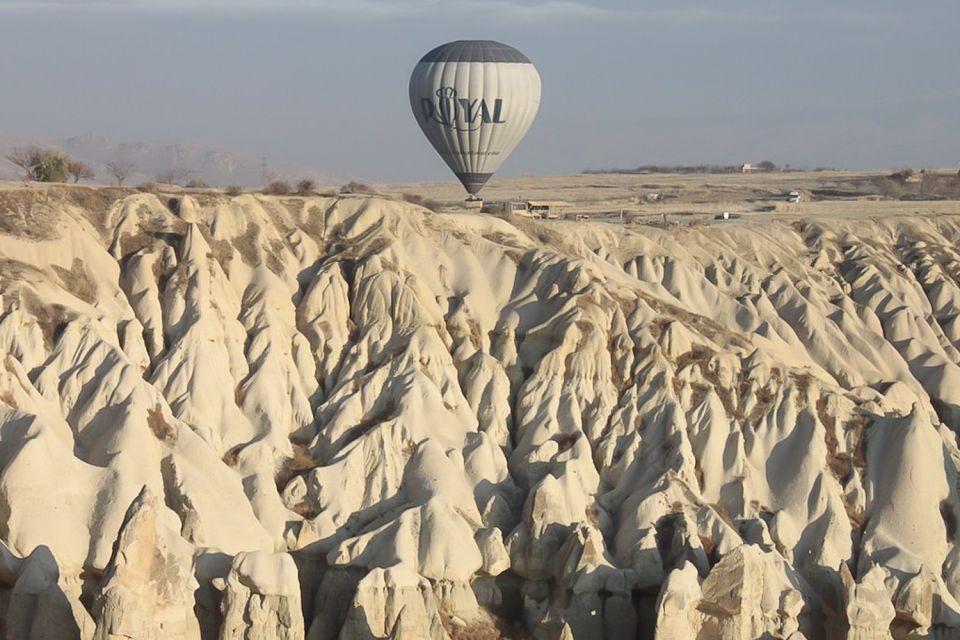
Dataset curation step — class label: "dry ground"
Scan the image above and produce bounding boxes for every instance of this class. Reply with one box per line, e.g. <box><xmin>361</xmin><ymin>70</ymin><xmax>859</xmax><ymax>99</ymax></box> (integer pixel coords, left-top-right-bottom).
<box><xmin>378</xmin><ymin>169</ymin><xmax>960</xmax><ymax>224</ymax></box>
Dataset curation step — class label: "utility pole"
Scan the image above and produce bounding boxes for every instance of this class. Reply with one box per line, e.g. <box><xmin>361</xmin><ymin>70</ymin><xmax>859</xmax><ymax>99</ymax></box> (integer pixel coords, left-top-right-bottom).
<box><xmin>260</xmin><ymin>156</ymin><xmax>268</xmax><ymax>185</ymax></box>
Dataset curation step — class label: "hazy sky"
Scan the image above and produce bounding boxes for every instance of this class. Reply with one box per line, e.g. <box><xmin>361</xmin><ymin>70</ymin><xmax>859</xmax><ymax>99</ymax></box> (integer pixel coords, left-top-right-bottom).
<box><xmin>0</xmin><ymin>0</ymin><xmax>957</xmax><ymax>182</ymax></box>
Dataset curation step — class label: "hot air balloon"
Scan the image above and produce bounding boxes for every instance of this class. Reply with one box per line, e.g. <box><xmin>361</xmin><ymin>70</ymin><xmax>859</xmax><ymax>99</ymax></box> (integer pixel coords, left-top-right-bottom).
<box><xmin>409</xmin><ymin>40</ymin><xmax>541</xmax><ymax>197</ymax></box>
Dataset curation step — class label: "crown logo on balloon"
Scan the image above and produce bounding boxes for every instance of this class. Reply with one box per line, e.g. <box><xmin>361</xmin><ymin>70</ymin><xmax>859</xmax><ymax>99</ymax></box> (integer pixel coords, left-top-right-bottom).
<box><xmin>419</xmin><ymin>86</ymin><xmax>507</xmax><ymax>132</ymax></box>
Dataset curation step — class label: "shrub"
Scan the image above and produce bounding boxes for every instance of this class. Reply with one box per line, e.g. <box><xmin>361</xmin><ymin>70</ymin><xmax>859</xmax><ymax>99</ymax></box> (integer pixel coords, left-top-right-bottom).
<box><xmin>4</xmin><ymin>147</ymin><xmax>73</xmax><ymax>182</ymax></box>
<box><xmin>297</xmin><ymin>179</ymin><xmax>316</xmax><ymax>196</ymax></box>
<box><xmin>225</xmin><ymin>184</ymin><xmax>244</xmax><ymax>196</ymax></box>
<box><xmin>340</xmin><ymin>180</ymin><xmax>374</xmax><ymax>194</ymax></box>
<box><xmin>34</xmin><ymin>150</ymin><xmax>73</xmax><ymax>182</ymax></box>
<box><xmin>137</xmin><ymin>182</ymin><xmax>158</xmax><ymax>193</ymax></box>
<box><xmin>185</xmin><ymin>179</ymin><xmax>210</xmax><ymax>189</ymax></box>
<box><xmin>264</xmin><ymin>180</ymin><xmax>292</xmax><ymax>195</ymax></box>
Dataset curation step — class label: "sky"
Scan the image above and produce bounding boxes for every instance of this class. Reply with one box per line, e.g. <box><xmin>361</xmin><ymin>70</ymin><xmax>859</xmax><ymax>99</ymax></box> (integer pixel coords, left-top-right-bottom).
<box><xmin>0</xmin><ymin>0</ymin><xmax>957</xmax><ymax>182</ymax></box>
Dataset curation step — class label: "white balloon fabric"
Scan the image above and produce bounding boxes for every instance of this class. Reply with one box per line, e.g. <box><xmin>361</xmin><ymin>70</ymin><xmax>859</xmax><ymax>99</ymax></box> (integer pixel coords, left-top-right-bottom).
<box><xmin>409</xmin><ymin>40</ymin><xmax>541</xmax><ymax>195</ymax></box>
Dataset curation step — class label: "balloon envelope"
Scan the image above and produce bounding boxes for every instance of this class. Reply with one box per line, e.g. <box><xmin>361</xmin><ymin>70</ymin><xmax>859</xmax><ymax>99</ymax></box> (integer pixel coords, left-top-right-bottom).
<box><xmin>409</xmin><ymin>40</ymin><xmax>541</xmax><ymax>195</ymax></box>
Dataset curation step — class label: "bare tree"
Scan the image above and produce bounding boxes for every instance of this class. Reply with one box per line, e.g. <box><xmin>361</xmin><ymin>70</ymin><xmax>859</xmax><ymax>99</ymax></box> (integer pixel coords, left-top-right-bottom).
<box><xmin>68</xmin><ymin>160</ymin><xmax>95</xmax><ymax>183</ymax></box>
<box><xmin>105</xmin><ymin>159</ymin><xmax>135</xmax><ymax>186</ymax></box>
<box><xmin>4</xmin><ymin>145</ymin><xmax>40</xmax><ymax>179</ymax></box>
<box><xmin>155</xmin><ymin>167</ymin><xmax>194</xmax><ymax>185</ymax></box>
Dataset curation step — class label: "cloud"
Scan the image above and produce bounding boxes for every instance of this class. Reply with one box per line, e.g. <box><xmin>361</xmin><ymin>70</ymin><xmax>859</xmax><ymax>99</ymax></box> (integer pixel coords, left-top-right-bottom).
<box><xmin>0</xmin><ymin>0</ymin><xmax>618</xmax><ymax>16</ymax></box>
<box><xmin>0</xmin><ymin>0</ymin><xmax>788</xmax><ymax>22</ymax></box>
<box><xmin>0</xmin><ymin>0</ymin><xmax>950</xmax><ymax>33</ymax></box>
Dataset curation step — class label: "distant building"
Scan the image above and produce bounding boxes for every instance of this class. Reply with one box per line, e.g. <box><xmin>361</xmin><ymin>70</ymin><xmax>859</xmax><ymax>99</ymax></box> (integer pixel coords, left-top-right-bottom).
<box><xmin>481</xmin><ymin>200</ymin><xmax>571</xmax><ymax>218</ymax></box>
<box><xmin>482</xmin><ymin>201</ymin><xmax>530</xmax><ymax>215</ymax></box>
<box><xmin>525</xmin><ymin>200</ymin><xmax>571</xmax><ymax>218</ymax></box>
<box><xmin>740</xmin><ymin>163</ymin><xmax>754</xmax><ymax>173</ymax></box>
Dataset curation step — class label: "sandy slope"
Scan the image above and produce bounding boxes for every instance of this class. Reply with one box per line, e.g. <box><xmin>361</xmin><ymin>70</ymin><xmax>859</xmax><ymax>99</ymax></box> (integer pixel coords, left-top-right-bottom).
<box><xmin>1</xmin><ymin>184</ymin><xmax>960</xmax><ymax>638</ymax></box>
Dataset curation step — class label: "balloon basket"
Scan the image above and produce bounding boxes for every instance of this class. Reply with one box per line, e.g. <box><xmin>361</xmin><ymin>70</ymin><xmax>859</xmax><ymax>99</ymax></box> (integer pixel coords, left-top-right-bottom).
<box><xmin>463</xmin><ymin>197</ymin><xmax>484</xmax><ymax>210</ymax></box>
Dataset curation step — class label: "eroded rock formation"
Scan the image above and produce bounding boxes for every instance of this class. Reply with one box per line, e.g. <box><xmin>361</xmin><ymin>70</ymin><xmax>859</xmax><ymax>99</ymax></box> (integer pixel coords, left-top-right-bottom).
<box><xmin>0</xmin><ymin>186</ymin><xmax>960</xmax><ymax>637</ymax></box>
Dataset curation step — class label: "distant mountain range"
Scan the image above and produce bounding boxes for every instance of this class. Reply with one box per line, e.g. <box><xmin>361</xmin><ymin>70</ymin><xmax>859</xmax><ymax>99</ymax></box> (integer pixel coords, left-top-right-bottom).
<box><xmin>0</xmin><ymin>132</ymin><xmax>337</xmax><ymax>187</ymax></box>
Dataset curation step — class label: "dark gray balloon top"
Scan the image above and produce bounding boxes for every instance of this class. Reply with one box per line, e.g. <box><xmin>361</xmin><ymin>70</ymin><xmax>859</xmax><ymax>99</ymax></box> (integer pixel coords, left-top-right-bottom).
<box><xmin>418</xmin><ymin>40</ymin><xmax>531</xmax><ymax>64</ymax></box>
